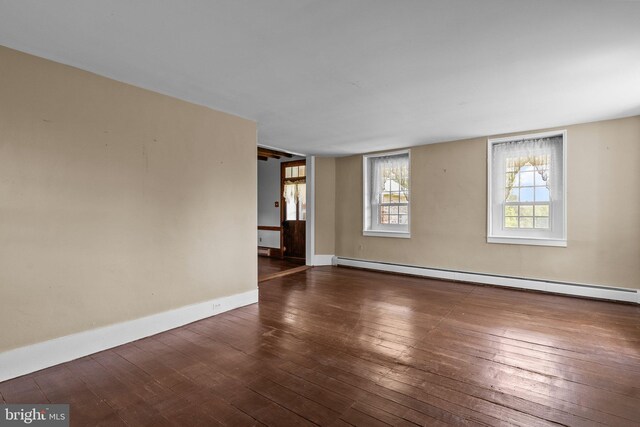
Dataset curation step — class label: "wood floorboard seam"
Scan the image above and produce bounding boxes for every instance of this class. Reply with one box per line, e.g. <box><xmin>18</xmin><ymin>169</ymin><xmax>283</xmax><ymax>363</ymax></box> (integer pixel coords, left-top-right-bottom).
<box><xmin>238</xmin><ymin>328</ymin><xmax>458</xmax><ymax>424</ymax></box>
<box><xmin>151</xmin><ymin>331</ymin><xmax>311</xmax><ymax>422</ymax></box>
<box><xmin>389</xmin><ymin>341</ymin><xmax>639</xmax><ymax>424</ymax></box>
<box><xmin>270</xmin><ymin>356</ymin><xmax>431</xmax><ymax>426</ymax></box>
<box><xmin>421</xmin><ymin>337</ymin><xmax>640</xmax><ymax>399</ymax></box>
<box><xmin>89</xmin><ymin>351</ymin><xmax>186</xmax><ymax>426</ymax></box>
<box><xmin>30</xmin><ymin>377</ymin><xmax>51</xmax><ymax>405</ymax></box>
<box><xmin>277</xmin><ymin>344</ymin><xmax>487</xmax><ymax>425</ymax></box>
<box><xmin>178</xmin><ymin>321</ymin><xmax>352</xmax><ymax>425</ymax></box>
<box><xmin>1</xmin><ymin>266</ymin><xmax>638</xmax><ymax>426</ymax></box>
<box><xmin>63</xmin><ymin>363</ymin><xmax>132</xmax><ymax>427</ymax></box>
<box><xmin>343</xmin><ymin>288</ymin><xmax>554</xmax><ymax>425</ymax></box>
<box><xmin>387</xmin><ymin>361</ymin><xmax>587</xmax><ymax>426</ymax></box>
<box><xmin>226</xmin><ymin>304</ymin><xmax>629</xmax><ymax>424</ymax></box>
<box><xmin>250</xmin><ymin>310</ymin><xmax>636</xmax><ymax>422</ymax></box>
<box><xmin>260</xmin><ymin>290</ymin><xmax>636</xmax><ymax>424</ymax></box>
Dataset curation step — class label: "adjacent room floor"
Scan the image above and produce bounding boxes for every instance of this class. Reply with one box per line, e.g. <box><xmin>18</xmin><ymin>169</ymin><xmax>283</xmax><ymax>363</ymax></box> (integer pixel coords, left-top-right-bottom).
<box><xmin>1</xmin><ymin>267</ymin><xmax>639</xmax><ymax>426</ymax></box>
<box><xmin>258</xmin><ymin>256</ymin><xmax>306</xmax><ymax>283</ymax></box>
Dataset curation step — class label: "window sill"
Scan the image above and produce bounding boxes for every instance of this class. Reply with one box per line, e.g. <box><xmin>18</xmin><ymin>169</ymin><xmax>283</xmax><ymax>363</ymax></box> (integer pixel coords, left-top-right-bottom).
<box><xmin>363</xmin><ymin>230</ymin><xmax>411</xmax><ymax>239</ymax></box>
<box><xmin>487</xmin><ymin>236</ymin><xmax>566</xmax><ymax>247</ymax></box>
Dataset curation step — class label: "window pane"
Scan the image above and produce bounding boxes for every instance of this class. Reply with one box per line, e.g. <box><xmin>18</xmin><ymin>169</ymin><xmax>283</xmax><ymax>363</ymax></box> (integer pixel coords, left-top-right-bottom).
<box><xmin>520</xmin><ymin>171</ymin><xmax>534</xmax><ymax>186</ymax></box>
<box><xmin>285</xmin><ymin>167</ymin><xmax>292</xmax><ymax>178</ymax></box>
<box><xmin>382</xmin><ymin>193</ymin><xmax>391</xmax><ymax>203</ymax></box>
<box><xmin>399</xmin><ymin>205</ymin><xmax>408</xmax><ymax>214</ymax></box>
<box><xmin>534</xmin><ymin>205</ymin><xmax>549</xmax><ymax>217</ymax></box>
<box><xmin>519</xmin><ymin>217</ymin><xmax>534</xmax><ymax>228</ymax></box>
<box><xmin>520</xmin><ymin>164</ymin><xmax>535</xmax><ymax>173</ymax></box>
<box><xmin>535</xmin><ymin>186</ymin><xmax>550</xmax><ymax>202</ymax></box>
<box><xmin>504</xmin><ymin>205</ymin><xmax>518</xmax><ymax>216</ymax></box>
<box><xmin>506</xmin><ymin>188</ymin><xmax>518</xmax><ymax>202</ymax></box>
<box><xmin>389</xmin><ymin>206</ymin><xmax>399</xmax><ymax>215</ymax></box>
<box><xmin>286</xmin><ymin>202</ymin><xmax>296</xmax><ymax>220</ymax></box>
<box><xmin>534</xmin><ymin>172</ymin><xmax>547</xmax><ymax>186</ymax></box>
<box><xmin>535</xmin><ymin>217</ymin><xmax>549</xmax><ymax>229</ymax></box>
<box><xmin>399</xmin><ymin>215</ymin><xmax>408</xmax><ymax>224</ymax></box>
<box><xmin>520</xmin><ymin>205</ymin><xmax>533</xmax><ymax>216</ymax></box>
<box><xmin>381</xmin><ymin>206</ymin><xmax>389</xmax><ymax>214</ymax></box>
<box><xmin>299</xmin><ymin>165</ymin><xmax>306</xmax><ymax>177</ymax></box>
<box><xmin>389</xmin><ymin>215</ymin><xmax>399</xmax><ymax>224</ymax></box>
<box><xmin>505</xmin><ymin>217</ymin><xmax>518</xmax><ymax>228</ymax></box>
<box><xmin>291</xmin><ymin>167</ymin><xmax>298</xmax><ymax>178</ymax></box>
<box><xmin>284</xmin><ymin>183</ymin><xmax>296</xmax><ymax>220</ymax></box>
<box><xmin>520</xmin><ymin>187</ymin><xmax>534</xmax><ymax>202</ymax></box>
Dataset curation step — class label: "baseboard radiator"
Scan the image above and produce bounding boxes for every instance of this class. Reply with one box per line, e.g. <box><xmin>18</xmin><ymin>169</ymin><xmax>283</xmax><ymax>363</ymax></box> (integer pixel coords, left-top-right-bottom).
<box><xmin>334</xmin><ymin>257</ymin><xmax>639</xmax><ymax>304</ymax></box>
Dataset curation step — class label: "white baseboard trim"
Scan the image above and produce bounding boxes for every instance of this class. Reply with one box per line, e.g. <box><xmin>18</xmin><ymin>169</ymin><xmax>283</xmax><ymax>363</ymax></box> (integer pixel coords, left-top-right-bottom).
<box><xmin>312</xmin><ymin>254</ymin><xmax>336</xmax><ymax>266</ymax></box>
<box><xmin>335</xmin><ymin>257</ymin><xmax>639</xmax><ymax>304</ymax></box>
<box><xmin>0</xmin><ymin>288</ymin><xmax>259</xmax><ymax>383</ymax></box>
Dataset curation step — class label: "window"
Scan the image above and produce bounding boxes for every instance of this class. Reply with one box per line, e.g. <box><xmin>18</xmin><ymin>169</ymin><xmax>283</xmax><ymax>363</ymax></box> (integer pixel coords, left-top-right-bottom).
<box><xmin>487</xmin><ymin>130</ymin><xmax>566</xmax><ymax>246</ymax></box>
<box><xmin>363</xmin><ymin>150</ymin><xmax>410</xmax><ymax>238</ymax></box>
<box><xmin>283</xmin><ymin>163</ymin><xmax>306</xmax><ymax>221</ymax></box>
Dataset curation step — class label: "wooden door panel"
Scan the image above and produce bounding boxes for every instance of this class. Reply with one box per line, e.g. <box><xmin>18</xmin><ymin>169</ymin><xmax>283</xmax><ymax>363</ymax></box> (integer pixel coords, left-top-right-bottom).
<box><xmin>283</xmin><ymin>220</ymin><xmax>305</xmax><ymax>258</ymax></box>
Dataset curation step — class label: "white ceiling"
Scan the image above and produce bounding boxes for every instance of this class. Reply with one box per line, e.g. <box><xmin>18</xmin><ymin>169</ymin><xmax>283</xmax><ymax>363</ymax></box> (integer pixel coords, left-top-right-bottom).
<box><xmin>0</xmin><ymin>1</ymin><xmax>639</xmax><ymax>156</ymax></box>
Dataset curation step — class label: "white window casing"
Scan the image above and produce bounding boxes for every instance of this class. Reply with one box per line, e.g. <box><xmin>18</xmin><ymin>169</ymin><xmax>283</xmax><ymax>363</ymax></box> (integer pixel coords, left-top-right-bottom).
<box><xmin>487</xmin><ymin>130</ymin><xmax>567</xmax><ymax>247</ymax></box>
<box><xmin>363</xmin><ymin>150</ymin><xmax>411</xmax><ymax>238</ymax></box>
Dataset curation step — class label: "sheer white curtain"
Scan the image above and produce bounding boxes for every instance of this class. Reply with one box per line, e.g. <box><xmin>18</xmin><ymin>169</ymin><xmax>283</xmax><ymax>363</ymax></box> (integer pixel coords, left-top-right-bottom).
<box><xmin>490</xmin><ymin>136</ymin><xmax>564</xmax><ymax>239</ymax></box>
<box><xmin>283</xmin><ymin>183</ymin><xmax>306</xmax><ymax>220</ymax></box>
<box><xmin>364</xmin><ymin>153</ymin><xmax>409</xmax><ymax>232</ymax></box>
<box><xmin>369</xmin><ymin>154</ymin><xmax>409</xmax><ymax>229</ymax></box>
<box><xmin>283</xmin><ymin>183</ymin><xmax>298</xmax><ymax>206</ymax></box>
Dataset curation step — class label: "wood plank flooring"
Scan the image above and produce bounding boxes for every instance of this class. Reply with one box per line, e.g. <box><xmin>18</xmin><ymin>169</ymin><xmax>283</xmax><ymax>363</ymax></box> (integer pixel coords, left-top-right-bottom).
<box><xmin>1</xmin><ymin>266</ymin><xmax>639</xmax><ymax>426</ymax></box>
<box><xmin>258</xmin><ymin>256</ymin><xmax>307</xmax><ymax>283</ymax></box>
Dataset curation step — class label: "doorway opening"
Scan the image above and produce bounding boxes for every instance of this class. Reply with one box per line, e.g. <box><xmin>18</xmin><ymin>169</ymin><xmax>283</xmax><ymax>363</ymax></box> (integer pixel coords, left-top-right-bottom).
<box><xmin>257</xmin><ymin>148</ymin><xmax>309</xmax><ymax>282</ymax></box>
<box><xmin>281</xmin><ymin>159</ymin><xmax>306</xmax><ymax>260</ymax></box>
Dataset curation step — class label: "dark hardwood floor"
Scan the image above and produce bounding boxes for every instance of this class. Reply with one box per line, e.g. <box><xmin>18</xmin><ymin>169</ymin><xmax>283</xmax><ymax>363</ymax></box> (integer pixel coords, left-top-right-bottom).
<box><xmin>258</xmin><ymin>256</ymin><xmax>307</xmax><ymax>283</ymax></box>
<box><xmin>1</xmin><ymin>266</ymin><xmax>639</xmax><ymax>426</ymax></box>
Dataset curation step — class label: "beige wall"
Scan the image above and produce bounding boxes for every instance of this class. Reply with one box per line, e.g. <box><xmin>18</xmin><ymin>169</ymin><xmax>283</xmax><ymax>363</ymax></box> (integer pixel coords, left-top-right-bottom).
<box><xmin>0</xmin><ymin>46</ymin><xmax>257</xmax><ymax>352</ymax></box>
<box><xmin>314</xmin><ymin>157</ymin><xmax>336</xmax><ymax>255</ymax></box>
<box><xmin>334</xmin><ymin>116</ymin><xmax>640</xmax><ymax>290</ymax></box>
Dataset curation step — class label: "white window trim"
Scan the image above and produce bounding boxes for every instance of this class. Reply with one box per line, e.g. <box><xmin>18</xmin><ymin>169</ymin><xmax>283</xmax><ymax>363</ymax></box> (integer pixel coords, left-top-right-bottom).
<box><xmin>363</xmin><ymin>149</ymin><xmax>411</xmax><ymax>238</ymax></box>
<box><xmin>362</xmin><ymin>229</ymin><xmax>412</xmax><ymax>238</ymax></box>
<box><xmin>487</xmin><ymin>130</ymin><xmax>567</xmax><ymax>247</ymax></box>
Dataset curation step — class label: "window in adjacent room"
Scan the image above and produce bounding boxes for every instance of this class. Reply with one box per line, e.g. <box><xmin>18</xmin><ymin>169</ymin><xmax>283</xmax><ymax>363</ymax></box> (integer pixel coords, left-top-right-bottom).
<box><xmin>363</xmin><ymin>150</ymin><xmax>410</xmax><ymax>238</ymax></box>
<box><xmin>487</xmin><ymin>130</ymin><xmax>566</xmax><ymax>246</ymax></box>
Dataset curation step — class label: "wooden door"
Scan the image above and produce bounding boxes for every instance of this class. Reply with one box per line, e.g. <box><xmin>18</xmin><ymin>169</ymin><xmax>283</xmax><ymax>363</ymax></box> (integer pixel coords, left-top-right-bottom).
<box><xmin>281</xmin><ymin>160</ymin><xmax>306</xmax><ymax>259</ymax></box>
